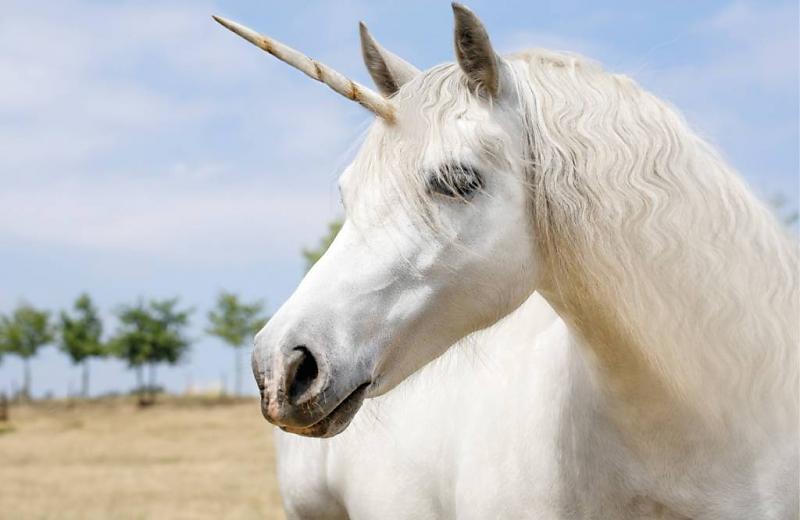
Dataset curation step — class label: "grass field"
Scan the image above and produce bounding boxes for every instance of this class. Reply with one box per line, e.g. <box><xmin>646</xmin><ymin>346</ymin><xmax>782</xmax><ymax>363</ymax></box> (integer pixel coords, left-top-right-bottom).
<box><xmin>0</xmin><ymin>397</ymin><xmax>285</xmax><ymax>520</ymax></box>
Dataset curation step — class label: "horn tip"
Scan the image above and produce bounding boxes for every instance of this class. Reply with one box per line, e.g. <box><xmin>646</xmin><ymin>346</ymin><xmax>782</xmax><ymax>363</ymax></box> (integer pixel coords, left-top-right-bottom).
<box><xmin>212</xmin><ymin>14</ymin><xmax>237</xmax><ymax>32</ymax></box>
<box><xmin>211</xmin><ymin>14</ymin><xmax>265</xmax><ymax>50</ymax></box>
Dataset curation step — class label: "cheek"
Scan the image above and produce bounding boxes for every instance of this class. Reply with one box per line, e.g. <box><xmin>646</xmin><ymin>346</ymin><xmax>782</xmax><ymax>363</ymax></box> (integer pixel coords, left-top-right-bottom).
<box><xmin>443</xmin><ymin>191</ymin><xmax>536</xmax><ymax>303</ymax></box>
<box><xmin>459</xmin><ymin>181</ymin><xmax>531</xmax><ymax>255</ymax></box>
<box><xmin>463</xmin><ymin>222</ymin><xmax>534</xmax><ymax>284</ymax></box>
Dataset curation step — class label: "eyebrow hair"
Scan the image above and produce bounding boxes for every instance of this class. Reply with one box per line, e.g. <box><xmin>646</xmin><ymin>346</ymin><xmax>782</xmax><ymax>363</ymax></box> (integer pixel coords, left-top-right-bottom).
<box><xmin>427</xmin><ymin>162</ymin><xmax>484</xmax><ymax>199</ymax></box>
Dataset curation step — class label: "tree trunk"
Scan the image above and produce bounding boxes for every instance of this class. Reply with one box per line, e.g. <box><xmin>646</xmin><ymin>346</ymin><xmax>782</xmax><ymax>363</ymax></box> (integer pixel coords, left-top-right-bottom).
<box><xmin>22</xmin><ymin>358</ymin><xmax>31</xmax><ymax>401</ymax></box>
<box><xmin>136</xmin><ymin>365</ymin><xmax>145</xmax><ymax>406</ymax></box>
<box><xmin>235</xmin><ymin>346</ymin><xmax>243</xmax><ymax>397</ymax></box>
<box><xmin>0</xmin><ymin>393</ymin><xmax>8</xmax><ymax>422</ymax></box>
<box><xmin>148</xmin><ymin>363</ymin><xmax>157</xmax><ymax>404</ymax></box>
<box><xmin>81</xmin><ymin>360</ymin><xmax>90</xmax><ymax>399</ymax></box>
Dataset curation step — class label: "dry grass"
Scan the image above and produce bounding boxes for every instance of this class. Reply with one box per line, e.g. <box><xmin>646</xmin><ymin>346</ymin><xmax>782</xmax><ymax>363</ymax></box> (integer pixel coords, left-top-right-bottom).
<box><xmin>0</xmin><ymin>396</ymin><xmax>285</xmax><ymax>520</ymax></box>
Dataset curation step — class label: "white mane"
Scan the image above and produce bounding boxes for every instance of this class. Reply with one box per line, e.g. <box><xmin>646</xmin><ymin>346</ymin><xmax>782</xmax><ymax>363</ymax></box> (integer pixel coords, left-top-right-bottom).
<box><xmin>511</xmin><ymin>50</ymin><xmax>798</xmax><ymax>430</ymax></box>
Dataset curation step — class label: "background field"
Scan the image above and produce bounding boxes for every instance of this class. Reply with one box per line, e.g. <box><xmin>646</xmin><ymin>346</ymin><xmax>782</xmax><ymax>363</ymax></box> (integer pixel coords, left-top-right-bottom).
<box><xmin>0</xmin><ymin>398</ymin><xmax>285</xmax><ymax>520</ymax></box>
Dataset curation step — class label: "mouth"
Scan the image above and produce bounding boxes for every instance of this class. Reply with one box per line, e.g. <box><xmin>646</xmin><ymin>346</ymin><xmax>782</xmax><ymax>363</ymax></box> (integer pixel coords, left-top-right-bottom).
<box><xmin>278</xmin><ymin>382</ymin><xmax>370</xmax><ymax>438</ymax></box>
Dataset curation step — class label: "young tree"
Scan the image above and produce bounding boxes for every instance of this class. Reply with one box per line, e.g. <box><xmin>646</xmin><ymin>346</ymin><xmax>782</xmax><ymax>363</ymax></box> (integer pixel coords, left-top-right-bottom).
<box><xmin>110</xmin><ymin>298</ymin><xmax>192</xmax><ymax>405</ymax></box>
<box><xmin>302</xmin><ymin>219</ymin><xmax>343</xmax><ymax>272</ymax></box>
<box><xmin>0</xmin><ymin>330</ymin><xmax>5</xmax><ymax>417</ymax></box>
<box><xmin>148</xmin><ymin>299</ymin><xmax>193</xmax><ymax>389</ymax></box>
<box><xmin>59</xmin><ymin>294</ymin><xmax>105</xmax><ymax>398</ymax></box>
<box><xmin>109</xmin><ymin>302</ymin><xmax>150</xmax><ymax>404</ymax></box>
<box><xmin>769</xmin><ymin>193</ymin><xmax>799</xmax><ymax>229</ymax></box>
<box><xmin>207</xmin><ymin>292</ymin><xmax>267</xmax><ymax>396</ymax></box>
<box><xmin>0</xmin><ymin>304</ymin><xmax>53</xmax><ymax>400</ymax></box>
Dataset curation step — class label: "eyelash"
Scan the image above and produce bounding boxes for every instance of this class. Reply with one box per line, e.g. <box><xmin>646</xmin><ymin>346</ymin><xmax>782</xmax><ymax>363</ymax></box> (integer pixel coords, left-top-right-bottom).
<box><xmin>427</xmin><ymin>163</ymin><xmax>484</xmax><ymax>200</ymax></box>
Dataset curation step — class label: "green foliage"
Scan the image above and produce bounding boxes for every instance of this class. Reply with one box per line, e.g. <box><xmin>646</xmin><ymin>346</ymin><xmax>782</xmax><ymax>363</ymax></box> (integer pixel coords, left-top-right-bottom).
<box><xmin>0</xmin><ymin>304</ymin><xmax>53</xmax><ymax>360</ymax></box>
<box><xmin>0</xmin><ymin>304</ymin><xmax>53</xmax><ymax>399</ymax></box>
<box><xmin>59</xmin><ymin>293</ymin><xmax>105</xmax><ymax>364</ymax></box>
<box><xmin>769</xmin><ymin>193</ymin><xmax>799</xmax><ymax>228</ymax></box>
<box><xmin>207</xmin><ymin>292</ymin><xmax>266</xmax><ymax>348</ymax></box>
<box><xmin>0</xmin><ymin>317</ymin><xmax>6</xmax><ymax>366</ymax></box>
<box><xmin>207</xmin><ymin>292</ymin><xmax>267</xmax><ymax>395</ymax></box>
<box><xmin>302</xmin><ymin>219</ymin><xmax>343</xmax><ymax>272</ymax></box>
<box><xmin>110</xmin><ymin>298</ymin><xmax>193</xmax><ymax>368</ymax></box>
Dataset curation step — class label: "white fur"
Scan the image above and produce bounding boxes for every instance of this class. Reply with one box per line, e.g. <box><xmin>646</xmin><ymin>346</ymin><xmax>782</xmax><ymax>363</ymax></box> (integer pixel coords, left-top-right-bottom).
<box><xmin>261</xmin><ymin>47</ymin><xmax>799</xmax><ymax>519</ymax></box>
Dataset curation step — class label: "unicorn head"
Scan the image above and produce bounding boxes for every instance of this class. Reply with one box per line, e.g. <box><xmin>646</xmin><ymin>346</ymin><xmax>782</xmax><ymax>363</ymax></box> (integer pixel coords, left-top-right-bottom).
<box><xmin>215</xmin><ymin>4</ymin><xmax>541</xmax><ymax>437</ymax></box>
<box><xmin>215</xmin><ymin>3</ymin><xmax>797</xmax><ymax>438</ymax></box>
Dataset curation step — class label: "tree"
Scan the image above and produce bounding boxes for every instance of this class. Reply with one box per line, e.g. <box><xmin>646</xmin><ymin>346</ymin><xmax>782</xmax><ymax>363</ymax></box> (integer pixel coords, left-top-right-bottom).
<box><xmin>59</xmin><ymin>294</ymin><xmax>105</xmax><ymax>398</ymax></box>
<box><xmin>302</xmin><ymin>219</ymin><xmax>343</xmax><ymax>272</ymax></box>
<box><xmin>110</xmin><ymin>298</ymin><xmax>192</xmax><ymax>405</ymax></box>
<box><xmin>0</xmin><ymin>304</ymin><xmax>53</xmax><ymax>400</ymax></box>
<box><xmin>207</xmin><ymin>292</ymin><xmax>267</xmax><ymax>396</ymax></box>
<box><xmin>0</xmin><ymin>327</ymin><xmax>5</xmax><ymax>412</ymax></box>
<box><xmin>769</xmin><ymin>193</ymin><xmax>799</xmax><ymax>229</ymax></box>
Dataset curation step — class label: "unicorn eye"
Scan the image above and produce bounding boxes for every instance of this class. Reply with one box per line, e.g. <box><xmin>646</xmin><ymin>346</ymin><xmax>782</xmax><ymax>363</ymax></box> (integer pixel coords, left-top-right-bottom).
<box><xmin>428</xmin><ymin>163</ymin><xmax>483</xmax><ymax>200</ymax></box>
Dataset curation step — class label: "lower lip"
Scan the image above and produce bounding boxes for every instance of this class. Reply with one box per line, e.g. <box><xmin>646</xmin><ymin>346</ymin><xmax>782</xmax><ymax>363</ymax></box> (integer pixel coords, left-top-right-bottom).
<box><xmin>281</xmin><ymin>382</ymin><xmax>370</xmax><ymax>438</ymax></box>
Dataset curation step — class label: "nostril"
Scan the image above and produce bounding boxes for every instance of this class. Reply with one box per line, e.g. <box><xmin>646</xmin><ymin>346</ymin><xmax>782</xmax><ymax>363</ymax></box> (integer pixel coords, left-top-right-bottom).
<box><xmin>287</xmin><ymin>346</ymin><xmax>319</xmax><ymax>403</ymax></box>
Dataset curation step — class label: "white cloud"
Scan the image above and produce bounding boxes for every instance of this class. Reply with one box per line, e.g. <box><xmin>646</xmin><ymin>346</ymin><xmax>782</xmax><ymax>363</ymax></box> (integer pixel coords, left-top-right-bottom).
<box><xmin>498</xmin><ymin>30</ymin><xmax>612</xmax><ymax>61</ymax></box>
<box><xmin>0</xmin><ymin>0</ymin><xmax>795</xmax><ymax>267</ymax></box>
<box><xmin>0</xmin><ymin>0</ymin><xmax>363</xmax><ymax>262</ymax></box>
<box><xmin>646</xmin><ymin>2</ymin><xmax>798</xmax><ymax>97</ymax></box>
<box><xmin>0</xmin><ymin>170</ymin><xmax>339</xmax><ymax>263</ymax></box>
<box><xmin>631</xmin><ymin>3</ymin><xmax>798</xmax><ymax>190</ymax></box>
<box><xmin>0</xmin><ymin>2</ymin><xmax>225</xmax><ymax>172</ymax></box>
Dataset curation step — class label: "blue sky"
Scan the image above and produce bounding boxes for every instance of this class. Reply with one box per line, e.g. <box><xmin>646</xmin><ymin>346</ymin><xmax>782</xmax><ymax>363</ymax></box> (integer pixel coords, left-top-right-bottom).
<box><xmin>1</xmin><ymin>1</ymin><xmax>797</xmax><ymax>398</ymax></box>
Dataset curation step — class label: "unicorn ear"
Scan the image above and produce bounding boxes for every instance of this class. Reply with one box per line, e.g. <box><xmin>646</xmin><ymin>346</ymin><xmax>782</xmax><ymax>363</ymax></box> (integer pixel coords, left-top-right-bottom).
<box><xmin>452</xmin><ymin>3</ymin><xmax>500</xmax><ymax>97</ymax></box>
<box><xmin>360</xmin><ymin>22</ymin><xmax>420</xmax><ymax>97</ymax></box>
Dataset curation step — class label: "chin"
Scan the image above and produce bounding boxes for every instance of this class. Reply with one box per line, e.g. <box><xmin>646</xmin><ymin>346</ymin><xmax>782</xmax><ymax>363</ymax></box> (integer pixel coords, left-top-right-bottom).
<box><xmin>277</xmin><ymin>383</ymin><xmax>369</xmax><ymax>438</ymax></box>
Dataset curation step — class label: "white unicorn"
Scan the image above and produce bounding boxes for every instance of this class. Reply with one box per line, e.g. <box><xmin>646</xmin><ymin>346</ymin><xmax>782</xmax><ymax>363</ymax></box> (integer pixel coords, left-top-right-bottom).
<box><xmin>214</xmin><ymin>4</ymin><xmax>799</xmax><ymax>519</ymax></box>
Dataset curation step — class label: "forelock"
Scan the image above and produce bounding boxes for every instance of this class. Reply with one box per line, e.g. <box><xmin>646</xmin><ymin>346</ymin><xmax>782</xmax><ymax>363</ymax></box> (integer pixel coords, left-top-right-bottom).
<box><xmin>346</xmin><ymin>63</ymin><xmax>516</xmax><ymax>229</ymax></box>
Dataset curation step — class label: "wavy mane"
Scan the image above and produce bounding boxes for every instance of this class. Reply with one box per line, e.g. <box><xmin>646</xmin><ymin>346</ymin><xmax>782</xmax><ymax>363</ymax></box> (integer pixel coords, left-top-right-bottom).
<box><xmin>511</xmin><ymin>49</ymin><xmax>798</xmax><ymax>427</ymax></box>
<box><xmin>351</xmin><ymin>47</ymin><xmax>798</xmax><ymax>429</ymax></box>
